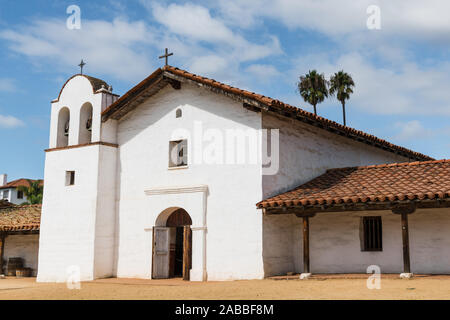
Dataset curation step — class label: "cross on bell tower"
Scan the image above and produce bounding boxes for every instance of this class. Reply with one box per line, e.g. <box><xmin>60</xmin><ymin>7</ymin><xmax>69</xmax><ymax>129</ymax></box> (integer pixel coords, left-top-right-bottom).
<box><xmin>159</xmin><ymin>48</ymin><xmax>173</xmax><ymax>66</ymax></box>
<box><xmin>78</xmin><ymin>59</ymin><xmax>86</xmax><ymax>75</ymax></box>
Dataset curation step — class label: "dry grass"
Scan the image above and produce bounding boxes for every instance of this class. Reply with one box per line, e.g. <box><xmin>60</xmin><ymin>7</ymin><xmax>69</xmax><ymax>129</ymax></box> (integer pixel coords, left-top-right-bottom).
<box><xmin>0</xmin><ymin>275</ymin><xmax>449</xmax><ymax>300</ymax></box>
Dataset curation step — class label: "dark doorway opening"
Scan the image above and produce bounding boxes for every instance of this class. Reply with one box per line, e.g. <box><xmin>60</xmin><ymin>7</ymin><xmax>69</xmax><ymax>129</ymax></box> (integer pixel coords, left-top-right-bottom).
<box><xmin>174</xmin><ymin>227</ymin><xmax>184</xmax><ymax>277</ymax></box>
<box><xmin>166</xmin><ymin>208</ymin><xmax>192</xmax><ymax>280</ymax></box>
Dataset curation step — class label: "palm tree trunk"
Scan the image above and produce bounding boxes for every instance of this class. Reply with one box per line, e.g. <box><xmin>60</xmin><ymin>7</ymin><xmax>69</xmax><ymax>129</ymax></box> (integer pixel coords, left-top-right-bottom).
<box><xmin>313</xmin><ymin>104</ymin><xmax>317</xmax><ymax>115</ymax></box>
<box><xmin>342</xmin><ymin>101</ymin><xmax>346</xmax><ymax>126</ymax></box>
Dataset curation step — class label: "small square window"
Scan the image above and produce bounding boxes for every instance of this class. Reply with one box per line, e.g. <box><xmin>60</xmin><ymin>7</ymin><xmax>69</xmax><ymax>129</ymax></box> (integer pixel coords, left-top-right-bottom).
<box><xmin>65</xmin><ymin>171</ymin><xmax>75</xmax><ymax>186</ymax></box>
<box><xmin>17</xmin><ymin>190</ymin><xmax>23</xmax><ymax>199</ymax></box>
<box><xmin>169</xmin><ymin>140</ymin><xmax>188</xmax><ymax>167</ymax></box>
<box><xmin>2</xmin><ymin>190</ymin><xmax>9</xmax><ymax>200</ymax></box>
<box><xmin>361</xmin><ymin>216</ymin><xmax>382</xmax><ymax>251</ymax></box>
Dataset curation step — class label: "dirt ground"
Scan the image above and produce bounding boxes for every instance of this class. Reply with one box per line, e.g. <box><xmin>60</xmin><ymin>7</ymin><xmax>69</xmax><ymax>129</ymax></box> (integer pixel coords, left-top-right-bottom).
<box><xmin>0</xmin><ymin>275</ymin><xmax>449</xmax><ymax>300</ymax></box>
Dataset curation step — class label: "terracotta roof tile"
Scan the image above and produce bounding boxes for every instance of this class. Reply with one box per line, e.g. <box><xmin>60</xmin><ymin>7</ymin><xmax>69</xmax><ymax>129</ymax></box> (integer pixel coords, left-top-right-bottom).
<box><xmin>257</xmin><ymin>159</ymin><xmax>450</xmax><ymax>209</ymax></box>
<box><xmin>0</xmin><ymin>205</ymin><xmax>41</xmax><ymax>232</ymax></box>
<box><xmin>0</xmin><ymin>179</ymin><xmax>43</xmax><ymax>190</ymax></box>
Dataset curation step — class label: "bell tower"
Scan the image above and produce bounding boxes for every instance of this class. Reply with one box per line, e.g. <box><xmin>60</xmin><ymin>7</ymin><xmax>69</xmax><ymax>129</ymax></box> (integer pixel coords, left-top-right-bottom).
<box><xmin>37</xmin><ymin>72</ymin><xmax>120</xmax><ymax>282</ymax></box>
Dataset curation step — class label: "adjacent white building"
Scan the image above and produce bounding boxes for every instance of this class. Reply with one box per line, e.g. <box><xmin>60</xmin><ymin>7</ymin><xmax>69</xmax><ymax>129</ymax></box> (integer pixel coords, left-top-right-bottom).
<box><xmin>0</xmin><ymin>174</ymin><xmax>42</xmax><ymax>205</ymax></box>
<box><xmin>36</xmin><ymin>66</ymin><xmax>448</xmax><ymax>282</ymax></box>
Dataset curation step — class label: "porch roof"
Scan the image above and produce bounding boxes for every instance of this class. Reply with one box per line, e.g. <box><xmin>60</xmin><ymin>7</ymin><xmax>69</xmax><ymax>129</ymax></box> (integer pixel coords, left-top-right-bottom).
<box><xmin>257</xmin><ymin>159</ymin><xmax>450</xmax><ymax>214</ymax></box>
<box><xmin>0</xmin><ymin>205</ymin><xmax>41</xmax><ymax>232</ymax></box>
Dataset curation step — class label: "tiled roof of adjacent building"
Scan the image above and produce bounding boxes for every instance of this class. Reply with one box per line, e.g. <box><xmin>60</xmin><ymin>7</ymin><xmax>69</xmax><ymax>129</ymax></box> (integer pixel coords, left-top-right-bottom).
<box><xmin>257</xmin><ymin>159</ymin><xmax>450</xmax><ymax>209</ymax></box>
<box><xmin>101</xmin><ymin>66</ymin><xmax>432</xmax><ymax>161</ymax></box>
<box><xmin>0</xmin><ymin>179</ymin><xmax>43</xmax><ymax>190</ymax></box>
<box><xmin>0</xmin><ymin>205</ymin><xmax>41</xmax><ymax>232</ymax></box>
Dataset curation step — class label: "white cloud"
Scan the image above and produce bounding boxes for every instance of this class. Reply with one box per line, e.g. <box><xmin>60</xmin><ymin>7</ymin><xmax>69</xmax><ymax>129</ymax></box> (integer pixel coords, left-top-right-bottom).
<box><xmin>394</xmin><ymin>120</ymin><xmax>433</xmax><ymax>141</ymax></box>
<box><xmin>148</xmin><ymin>2</ymin><xmax>281</xmax><ymax>63</ymax></box>
<box><xmin>245</xmin><ymin>64</ymin><xmax>281</xmax><ymax>79</ymax></box>
<box><xmin>0</xmin><ymin>114</ymin><xmax>24</xmax><ymax>128</ymax></box>
<box><xmin>0</xmin><ymin>3</ymin><xmax>282</xmax><ymax>84</ymax></box>
<box><xmin>0</xmin><ymin>79</ymin><xmax>17</xmax><ymax>92</ymax></box>
<box><xmin>0</xmin><ymin>18</ymin><xmax>157</xmax><ymax>81</ymax></box>
<box><xmin>152</xmin><ymin>3</ymin><xmax>236</xmax><ymax>44</ymax></box>
<box><xmin>215</xmin><ymin>0</ymin><xmax>450</xmax><ymax>41</ymax></box>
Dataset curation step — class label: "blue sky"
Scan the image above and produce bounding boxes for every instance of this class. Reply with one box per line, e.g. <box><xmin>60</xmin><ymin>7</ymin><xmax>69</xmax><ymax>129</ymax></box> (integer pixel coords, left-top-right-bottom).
<box><xmin>1</xmin><ymin>0</ymin><xmax>449</xmax><ymax>180</ymax></box>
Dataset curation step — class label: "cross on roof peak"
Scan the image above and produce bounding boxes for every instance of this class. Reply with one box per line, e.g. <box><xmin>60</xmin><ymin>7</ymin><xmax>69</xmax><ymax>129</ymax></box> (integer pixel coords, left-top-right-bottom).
<box><xmin>159</xmin><ymin>48</ymin><xmax>173</xmax><ymax>66</ymax></box>
<box><xmin>78</xmin><ymin>59</ymin><xmax>86</xmax><ymax>75</ymax></box>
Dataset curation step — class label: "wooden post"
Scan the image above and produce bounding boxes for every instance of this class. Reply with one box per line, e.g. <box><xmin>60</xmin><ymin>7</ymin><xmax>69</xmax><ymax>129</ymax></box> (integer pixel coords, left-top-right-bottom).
<box><xmin>303</xmin><ymin>216</ymin><xmax>310</xmax><ymax>274</ymax></box>
<box><xmin>401</xmin><ymin>212</ymin><xmax>411</xmax><ymax>274</ymax></box>
<box><xmin>392</xmin><ymin>204</ymin><xmax>415</xmax><ymax>275</ymax></box>
<box><xmin>183</xmin><ymin>226</ymin><xmax>192</xmax><ymax>281</ymax></box>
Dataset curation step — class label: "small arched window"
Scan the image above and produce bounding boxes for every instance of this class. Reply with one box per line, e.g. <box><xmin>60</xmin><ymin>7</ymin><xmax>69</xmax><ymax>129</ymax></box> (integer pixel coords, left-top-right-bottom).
<box><xmin>57</xmin><ymin>107</ymin><xmax>70</xmax><ymax>147</ymax></box>
<box><xmin>79</xmin><ymin>103</ymin><xmax>93</xmax><ymax>144</ymax></box>
<box><xmin>176</xmin><ymin>108</ymin><xmax>182</xmax><ymax>118</ymax></box>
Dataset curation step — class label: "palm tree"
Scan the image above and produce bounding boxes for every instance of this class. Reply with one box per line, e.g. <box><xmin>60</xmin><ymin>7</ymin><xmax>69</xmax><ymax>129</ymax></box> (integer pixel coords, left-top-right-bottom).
<box><xmin>298</xmin><ymin>70</ymin><xmax>329</xmax><ymax>116</ymax></box>
<box><xmin>329</xmin><ymin>71</ymin><xmax>355</xmax><ymax>126</ymax></box>
<box><xmin>17</xmin><ymin>180</ymin><xmax>43</xmax><ymax>205</ymax></box>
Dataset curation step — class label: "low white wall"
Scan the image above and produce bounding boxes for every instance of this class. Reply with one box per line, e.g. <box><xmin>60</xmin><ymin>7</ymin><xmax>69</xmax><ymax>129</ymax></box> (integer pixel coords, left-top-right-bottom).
<box><xmin>263</xmin><ymin>208</ymin><xmax>450</xmax><ymax>275</ymax></box>
<box><xmin>4</xmin><ymin>234</ymin><xmax>40</xmax><ymax>276</ymax></box>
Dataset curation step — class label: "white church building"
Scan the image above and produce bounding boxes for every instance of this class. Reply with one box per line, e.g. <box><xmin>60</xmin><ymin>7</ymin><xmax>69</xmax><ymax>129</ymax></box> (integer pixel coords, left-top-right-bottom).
<box><xmin>36</xmin><ymin>66</ymin><xmax>449</xmax><ymax>282</ymax></box>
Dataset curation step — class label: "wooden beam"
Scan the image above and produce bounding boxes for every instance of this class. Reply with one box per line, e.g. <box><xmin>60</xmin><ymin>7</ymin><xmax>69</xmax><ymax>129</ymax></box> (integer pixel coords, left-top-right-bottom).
<box><xmin>243</xmin><ymin>103</ymin><xmax>261</xmax><ymax>113</ymax></box>
<box><xmin>168</xmin><ymin>78</ymin><xmax>181</xmax><ymax>90</ymax></box>
<box><xmin>0</xmin><ymin>233</ymin><xmax>5</xmax><ymax>275</ymax></box>
<box><xmin>263</xmin><ymin>199</ymin><xmax>449</xmax><ymax>215</ymax></box>
<box><xmin>400</xmin><ymin>212</ymin><xmax>411</xmax><ymax>274</ymax></box>
<box><xmin>303</xmin><ymin>216</ymin><xmax>310</xmax><ymax>274</ymax></box>
<box><xmin>392</xmin><ymin>203</ymin><xmax>416</xmax><ymax>215</ymax></box>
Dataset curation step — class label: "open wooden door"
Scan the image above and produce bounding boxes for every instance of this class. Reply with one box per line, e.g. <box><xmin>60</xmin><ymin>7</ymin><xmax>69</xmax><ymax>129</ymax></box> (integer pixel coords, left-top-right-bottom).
<box><xmin>183</xmin><ymin>226</ymin><xmax>192</xmax><ymax>280</ymax></box>
<box><xmin>152</xmin><ymin>227</ymin><xmax>170</xmax><ymax>279</ymax></box>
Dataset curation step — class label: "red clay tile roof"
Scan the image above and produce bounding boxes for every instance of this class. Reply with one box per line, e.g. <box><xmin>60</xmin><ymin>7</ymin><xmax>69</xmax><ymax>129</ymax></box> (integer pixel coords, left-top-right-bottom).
<box><xmin>257</xmin><ymin>159</ymin><xmax>450</xmax><ymax>209</ymax></box>
<box><xmin>0</xmin><ymin>179</ymin><xmax>43</xmax><ymax>190</ymax></box>
<box><xmin>101</xmin><ymin>66</ymin><xmax>432</xmax><ymax>161</ymax></box>
<box><xmin>0</xmin><ymin>205</ymin><xmax>41</xmax><ymax>232</ymax></box>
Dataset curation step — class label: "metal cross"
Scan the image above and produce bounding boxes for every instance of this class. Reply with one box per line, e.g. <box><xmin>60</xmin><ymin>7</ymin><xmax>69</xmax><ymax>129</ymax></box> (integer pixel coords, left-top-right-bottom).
<box><xmin>159</xmin><ymin>48</ymin><xmax>173</xmax><ymax>66</ymax></box>
<box><xmin>78</xmin><ymin>59</ymin><xmax>86</xmax><ymax>74</ymax></box>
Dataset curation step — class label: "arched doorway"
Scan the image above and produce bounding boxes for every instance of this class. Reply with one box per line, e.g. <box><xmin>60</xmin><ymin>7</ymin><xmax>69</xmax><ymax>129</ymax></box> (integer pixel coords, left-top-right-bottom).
<box><xmin>153</xmin><ymin>208</ymin><xmax>192</xmax><ymax>280</ymax></box>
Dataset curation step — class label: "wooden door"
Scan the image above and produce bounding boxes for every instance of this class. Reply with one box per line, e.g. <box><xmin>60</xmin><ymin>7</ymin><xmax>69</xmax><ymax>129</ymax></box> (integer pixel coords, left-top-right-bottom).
<box><xmin>183</xmin><ymin>226</ymin><xmax>192</xmax><ymax>280</ymax></box>
<box><xmin>152</xmin><ymin>227</ymin><xmax>170</xmax><ymax>279</ymax></box>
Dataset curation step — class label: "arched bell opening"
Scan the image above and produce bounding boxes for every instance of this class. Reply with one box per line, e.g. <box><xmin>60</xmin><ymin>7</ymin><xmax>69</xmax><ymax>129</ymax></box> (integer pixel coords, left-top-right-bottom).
<box><xmin>153</xmin><ymin>208</ymin><xmax>192</xmax><ymax>280</ymax></box>
<box><xmin>57</xmin><ymin>107</ymin><xmax>70</xmax><ymax>147</ymax></box>
<box><xmin>79</xmin><ymin>102</ymin><xmax>93</xmax><ymax>144</ymax></box>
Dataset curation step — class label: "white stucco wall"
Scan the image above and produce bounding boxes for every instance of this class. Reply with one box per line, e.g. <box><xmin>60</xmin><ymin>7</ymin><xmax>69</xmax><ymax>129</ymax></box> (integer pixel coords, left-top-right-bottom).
<box><xmin>264</xmin><ymin>208</ymin><xmax>450</xmax><ymax>275</ymax></box>
<box><xmin>37</xmin><ymin>143</ymin><xmax>118</xmax><ymax>282</ymax></box>
<box><xmin>4</xmin><ymin>234</ymin><xmax>39</xmax><ymax>276</ymax></box>
<box><xmin>37</xmin><ymin>146</ymin><xmax>99</xmax><ymax>282</ymax></box>
<box><xmin>261</xmin><ymin>113</ymin><xmax>411</xmax><ymax>276</ymax></box>
<box><xmin>114</xmin><ymin>83</ymin><xmax>264</xmax><ymax>281</ymax></box>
